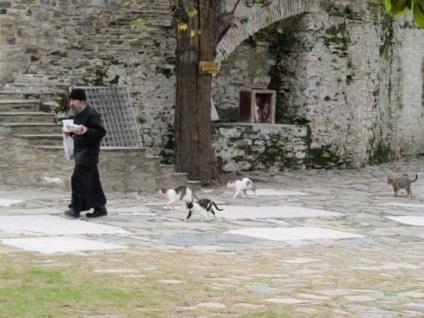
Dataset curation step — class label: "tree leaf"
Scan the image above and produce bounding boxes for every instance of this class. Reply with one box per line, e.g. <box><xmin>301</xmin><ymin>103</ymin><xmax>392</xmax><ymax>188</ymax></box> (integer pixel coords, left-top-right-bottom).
<box><xmin>387</xmin><ymin>0</ymin><xmax>411</xmax><ymax>16</ymax></box>
<box><xmin>416</xmin><ymin>0</ymin><xmax>424</xmax><ymax>13</ymax></box>
<box><xmin>413</xmin><ymin>0</ymin><xmax>424</xmax><ymax>28</ymax></box>
<box><xmin>190</xmin><ymin>30</ymin><xmax>197</xmax><ymax>37</ymax></box>
<box><xmin>178</xmin><ymin>23</ymin><xmax>188</xmax><ymax>31</ymax></box>
<box><xmin>188</xmin><ymin>8</ymin><xmax>198</xmax><ymax>18</ymax></box>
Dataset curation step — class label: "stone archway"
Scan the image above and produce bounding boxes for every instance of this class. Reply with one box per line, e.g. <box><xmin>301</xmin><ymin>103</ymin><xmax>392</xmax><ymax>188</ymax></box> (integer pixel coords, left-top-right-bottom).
<box><xmin>215</xmin><ymin>0</ymin><xmax>314</xmax><ymax>63</ymax></box>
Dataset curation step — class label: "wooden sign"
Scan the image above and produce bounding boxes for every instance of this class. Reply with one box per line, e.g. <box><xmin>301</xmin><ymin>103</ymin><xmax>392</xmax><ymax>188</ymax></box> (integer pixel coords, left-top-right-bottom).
<box><xmin>199</xmin><ymin>61</ymin><xmax>219</xmax><ymax>74</ymax></box>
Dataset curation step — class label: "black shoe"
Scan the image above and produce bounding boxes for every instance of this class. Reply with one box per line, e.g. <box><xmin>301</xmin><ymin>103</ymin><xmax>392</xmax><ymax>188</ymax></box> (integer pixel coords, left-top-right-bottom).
<box><xmin>64</xmin><ymin>208</ymin><xmax>80</xmax><ymax>218</ymax></box>
<box><xmin>86</xmin><ymin>206</ymin><xmax>107</xmax><ymax>218</ymax></box>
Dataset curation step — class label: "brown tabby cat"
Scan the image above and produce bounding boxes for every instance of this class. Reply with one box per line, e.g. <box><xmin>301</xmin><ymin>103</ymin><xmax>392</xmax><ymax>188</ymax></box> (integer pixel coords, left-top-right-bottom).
<box><xmin>387</xmin><ymin>174</ymin><xmax>418</xmax><ymax>197</ymax></box>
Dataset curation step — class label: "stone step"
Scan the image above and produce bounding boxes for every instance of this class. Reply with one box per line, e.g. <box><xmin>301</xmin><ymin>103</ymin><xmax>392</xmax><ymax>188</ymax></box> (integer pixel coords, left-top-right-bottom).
<box><xmin>0</xmin><ymin>81</ymin><xmax>188</xmax><ymax>192</ymax></box>
<box><xmin>2</xmin><ymin>123</ymin><xmax>61</xmax><ymax>135</ymax></box>
<box><xmin>0</xmin><ymin>100</ymin><xmax>40</xmax><ymax>112</ymax></box>
<box><xmin>3</xmin><ymin>83</ymin><xmax>69</xmax><ymax>93</ymax></box>
<box><xmin>13</xmin><ymin>134</ymin><xmax>63</xmax><ymax>146</ymax></box>
<box><xmin>13</xmin><ymin>74</ymin><xmax>71</xmax><ymax>86</ymax></box>
<box><xmin>0</xmin><ymin>112</ymin><xmax>55</xmax><ymax>124</ymax></box>
<box><xmin>8</xmin><ymin>83</ymin><xmax>69</xmax><ymax>90</ymax></box>
<box><xmin>0</xmin><ymin>91</ymin><xmax>63</xmax><ymax>101</ymax></box>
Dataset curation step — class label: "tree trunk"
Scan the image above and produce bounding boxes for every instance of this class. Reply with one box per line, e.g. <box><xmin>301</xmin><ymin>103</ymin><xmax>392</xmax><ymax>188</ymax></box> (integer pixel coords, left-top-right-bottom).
<box><xmin>174</xmin><ymin>0</ymin><xmax>219</xmax><ymax>183</ymax></box>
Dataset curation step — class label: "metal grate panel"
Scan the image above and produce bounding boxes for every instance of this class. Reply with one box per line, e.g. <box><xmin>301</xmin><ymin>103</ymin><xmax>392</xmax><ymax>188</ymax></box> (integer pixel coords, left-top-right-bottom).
<box><xmin>72</xmin><ymin>86</ymin><xmax>143</xmax><ymax>148</ymax></box>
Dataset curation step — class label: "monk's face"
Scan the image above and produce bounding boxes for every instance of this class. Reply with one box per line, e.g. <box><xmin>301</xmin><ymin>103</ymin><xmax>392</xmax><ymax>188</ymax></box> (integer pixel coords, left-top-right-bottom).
<box><xmin>69</xmin><ymin>99</ymin><xmax>86</xmax><ymax>116</ymax></box>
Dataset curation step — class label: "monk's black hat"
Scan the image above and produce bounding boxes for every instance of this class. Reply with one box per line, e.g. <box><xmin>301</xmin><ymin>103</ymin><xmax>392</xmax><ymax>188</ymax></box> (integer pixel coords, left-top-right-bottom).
<box><xmin>68</xmin><ymin>88</ymin><xmax>86</xmax><ymax>101</ymax></box>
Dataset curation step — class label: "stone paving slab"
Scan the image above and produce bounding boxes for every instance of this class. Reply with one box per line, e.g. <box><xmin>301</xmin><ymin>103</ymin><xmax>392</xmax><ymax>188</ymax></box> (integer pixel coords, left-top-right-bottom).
<box><xmin>226</xmin><ymin>227</ymin><xmax>365</xmax><ymax>241</ymax></box>
<box><xmin>0</xmin><ymin>189</ymin><xmax>68</xmax><ymax>201</ymax></box>
<box><xmin>0</xmin><ymin>215</ymin><xmax>129</xmax><ymax>236</ymax></box>
<box><xmin>254</xmin><ymin>189</ymin><xmax>309</xmax><ymax>196</ymax></box>
<box><xmin>0</xmin><ymin>199</ymin><xmax>23</xmax><ymax>206</ymax></box>
<box><xmin>1</xmin><ymin>236</ymin><xmax>128</xmax><ymax>254</ymax></box>
<box><xmin>221</xmin><ymin>206</ymin><xmax>343</xmax><ymax>219</ymax></box>
<box><xmin>378</xmin><ymin>202</ymin><xmax>424</xmax><ymax>208</ymax></box>
<box><xmin>1</xmin><ymin>156</ymin><xmax>424</xmax><ymax>316</ymax></box>
<box><xmin>0</xmin><ymin>208</ymin><xmax>61</xmax><ymax>215</ymax></box>
<box><xmin>386</xmin><ymin>216</ymin><xmax>424</xmax><ymax>226</ymax></box>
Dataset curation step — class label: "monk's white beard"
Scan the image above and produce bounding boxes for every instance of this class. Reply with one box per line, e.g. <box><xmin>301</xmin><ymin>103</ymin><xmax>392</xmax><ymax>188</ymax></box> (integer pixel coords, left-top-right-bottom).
<box><xmin>70</xmin><ymin>105</ymin><xmax>83</xmax><ymax>116</ymax></box>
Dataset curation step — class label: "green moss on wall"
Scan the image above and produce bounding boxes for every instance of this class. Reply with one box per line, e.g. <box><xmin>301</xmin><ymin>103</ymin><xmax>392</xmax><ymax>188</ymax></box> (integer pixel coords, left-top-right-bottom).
<box><xmin>225</xmin><ymin>130</ymin><xmax>301</xmax><ymax>170</ymax></box>
<box><xmin>257</xmin><ymin>134</ymin><xmax>284</xmax><ymax>168</ymax></box>
<box><xmin>379</xmin><ymin>14</ymin><xmax>394</xmax><ymax>60</ymax></box>
<box><xmin>56</xmin><ymin>92</ymin><xmax>70</xmax><ymax>114</ymax></box>
<box><xmin>367</xmin><ymin>0</ymin><xmax>395</xmax><ymax>60</ymax></box>
<box><xmin>369</xmin><ymin>140</ymin><xmax>392</xmax><ymax>164</ymax></box>
<box><xmin>304</xmin><ymin>145</ymin><xmax>342</xmax><ymax>168</ymax></box>
<box><xmin>267</xmin><ymin>29</ymin><xmax>298</xmax><ymax>124</ymax></box>
<box><xmin>302</xmin><ymin>126</ymin><xmax>342</xmax><ymax>168</ymax></box>
<box><xmin>323</xmin><ymin>23</ymin><xmax>350</xmax><ymax>57</ymax></box>
<box><xmin>268</xmin><ymin>64</ymin><xmax>284</xmax><ymax>123</ymax></box>
<box><xmin>81</xmin><ymin>69</ymin><xmax>120</xmax><ymax>86</ymax></box>
<box><xmin>94</xmin><ymin>69</ymin><xmax>107</xmax><ymax>85</ymax></box>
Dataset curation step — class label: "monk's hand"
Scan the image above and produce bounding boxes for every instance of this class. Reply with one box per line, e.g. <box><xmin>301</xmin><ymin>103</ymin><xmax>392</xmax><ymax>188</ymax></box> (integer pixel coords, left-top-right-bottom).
<box><xmin>62</xmin><ymin>127</ymin><xmax>71</xmax><ymax>137</ymax></box>
<box><xmin>74</xmin><ymin>125</ymin><xmax>88</xmax><ymax>135</ymax></box>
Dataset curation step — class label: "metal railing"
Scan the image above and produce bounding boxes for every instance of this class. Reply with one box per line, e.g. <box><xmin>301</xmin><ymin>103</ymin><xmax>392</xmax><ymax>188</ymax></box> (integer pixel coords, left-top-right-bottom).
<box><xmin>72</xmin><ymin>86</ymin><xmax>143</xmax><ymax>148</ymax></box>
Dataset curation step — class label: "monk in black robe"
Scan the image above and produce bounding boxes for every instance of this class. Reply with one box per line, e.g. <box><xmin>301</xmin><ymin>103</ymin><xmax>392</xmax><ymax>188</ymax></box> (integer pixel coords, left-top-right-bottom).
<box><xmin>64</xmin><ymin>88</ymin><xmax>107</xmax><ymax>218</ymax></box>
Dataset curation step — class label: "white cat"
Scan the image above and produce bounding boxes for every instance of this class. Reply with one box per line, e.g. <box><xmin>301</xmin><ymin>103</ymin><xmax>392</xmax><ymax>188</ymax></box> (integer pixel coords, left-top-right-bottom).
<box><xmin>185</xmin><ymin>199</ymin><xmax>223</xmax><ymax>222</ymax></box>
<box><xmin>159</xmin><ymin>185</ymin><xmax>195</xmax><ymax>210</ymax></box>
<box><xmin>227</xmin><ymin>177</ymin><xmax>257</xmax><ymax>199</ymax></box>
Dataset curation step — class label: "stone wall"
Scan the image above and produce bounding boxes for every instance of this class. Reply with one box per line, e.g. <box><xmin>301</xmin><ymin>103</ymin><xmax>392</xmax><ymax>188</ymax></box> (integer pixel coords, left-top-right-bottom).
<box><xmin>213</xmin><ymin>123</ymin><xmax>308</xmax><ymax>172</ymax></box>
<box><xmin>0</xmin><ymin>0</ymin><xmax>176</xmax><ymax>160</ymax></box>
<box><xmin>212</xmin><ymin>0</ymin><xmax>424</xmax><ymax>169</ymax></box>
<box><xmin>0</xmin><ymin>135</ymin><xmax>186</xmax><ymax>192</ymax></box>
<box><xmin>1</xmin><ymin>0</ymin><xmax>423</xmax><ymax>172</ymax></box>
<box><xmin>396</xmin><ymin>28</ymin><xmax>424</xmax><ymax>156</ymax></box>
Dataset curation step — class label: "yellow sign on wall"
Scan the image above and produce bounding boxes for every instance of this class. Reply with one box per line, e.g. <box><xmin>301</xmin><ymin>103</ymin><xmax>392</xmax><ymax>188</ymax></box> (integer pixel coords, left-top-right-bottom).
<box><xmin>199</xmin><ymin>61</ymin><xmax>220</xmax><ymax>74</ymax></box>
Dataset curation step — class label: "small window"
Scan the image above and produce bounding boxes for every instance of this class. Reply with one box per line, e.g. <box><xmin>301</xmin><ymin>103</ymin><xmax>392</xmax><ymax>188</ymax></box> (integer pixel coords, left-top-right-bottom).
<box><xmin>239</xmin><ymin>89</ymin><xmax>276</xmax><ymax>124</ymax></box>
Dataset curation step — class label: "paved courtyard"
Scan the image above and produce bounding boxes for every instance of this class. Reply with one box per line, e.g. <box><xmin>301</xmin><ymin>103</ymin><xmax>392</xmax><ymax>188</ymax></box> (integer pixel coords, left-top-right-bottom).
<box><xmin>0</xmin><ymin>156</ymin><xmax>424</xmax><ymax>317</ymax></box>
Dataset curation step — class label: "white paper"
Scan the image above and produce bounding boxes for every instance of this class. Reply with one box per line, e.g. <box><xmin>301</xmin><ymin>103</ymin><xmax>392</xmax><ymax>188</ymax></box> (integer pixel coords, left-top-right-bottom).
<box><xmin>62</xmin><ymin>119</ymin><xmax>73</xmax><ymax>132</ymax></box>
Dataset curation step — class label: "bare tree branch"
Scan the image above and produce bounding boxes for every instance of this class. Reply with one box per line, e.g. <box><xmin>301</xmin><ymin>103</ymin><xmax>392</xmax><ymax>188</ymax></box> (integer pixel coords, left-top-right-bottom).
<box><xmin>217</xmin><ymin>0</ymin><xmax>242</xmax><ymax>42</ymax></box>
<box><xmin>170</xmin><ymin>0</ymin><xmax>190</xmax><ymax>22</ymax></box>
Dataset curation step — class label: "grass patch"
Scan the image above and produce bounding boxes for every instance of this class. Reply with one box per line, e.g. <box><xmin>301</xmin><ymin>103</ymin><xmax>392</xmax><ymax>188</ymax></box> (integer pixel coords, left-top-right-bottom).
<box><xmin>0</xmin><ymin>264</ymin><xmax>176</xmax><ymax>317</ymax></box>
<box><xmin>0</xmin><ymin>245</ymin><xmax>420</xmax><ymax>317</ymax></box>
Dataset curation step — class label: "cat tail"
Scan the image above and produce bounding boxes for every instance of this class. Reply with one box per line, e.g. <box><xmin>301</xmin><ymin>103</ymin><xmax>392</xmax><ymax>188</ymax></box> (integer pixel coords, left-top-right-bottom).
<box><xmin>412</xmin><ymin>174</ymin><xmax>418</xmax><ymax>183</ymax></box>
<box><xmin>212</xmin><ymin>202</ymin><xmax>224</xmax><ymax>211</ymax></box>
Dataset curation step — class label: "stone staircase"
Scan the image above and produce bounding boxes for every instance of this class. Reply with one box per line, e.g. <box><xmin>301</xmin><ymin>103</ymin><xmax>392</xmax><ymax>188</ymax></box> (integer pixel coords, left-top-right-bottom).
<box><xmin>0</xmin><ymin>99</ymin><xmax>60</xmax><ymax>147</ymax></box>
<box><xmin>0</xmin><ymin>89</ymin><xmax>187</xmax><ymax>192</ymax></box>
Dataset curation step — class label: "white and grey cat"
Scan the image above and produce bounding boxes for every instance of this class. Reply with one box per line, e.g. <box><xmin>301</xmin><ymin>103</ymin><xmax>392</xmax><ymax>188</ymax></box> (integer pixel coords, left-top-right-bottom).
<box><xmin>185</xmin><ymin>199</ymin><xmax>223</xmax><ymax>222</ymax></box>
<box><xmin>387</xmin><ymin>174</ymin><xmax>418</xmax><ymax>197</ymax></box>
<box><xmin>159</xmin><ymin>185</ymin><xmax>197</xmax><ymax>210</ymax></box>
<box><xmin>227</xmin><ymin>177</ymin><xmax>257</xmax><ymax>198</ymax></box>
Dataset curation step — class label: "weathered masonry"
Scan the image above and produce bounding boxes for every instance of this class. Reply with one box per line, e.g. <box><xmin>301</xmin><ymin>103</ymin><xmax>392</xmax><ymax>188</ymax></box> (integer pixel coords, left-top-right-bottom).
<box><xmin>212</xmin><ymin>0</ymin><xmax>424</xmax><ymax>171</ymax></box>
<box><xmin>0</xmin><ymin>0</ymin><xmax>423</xmax><ymax>184</ymax></box>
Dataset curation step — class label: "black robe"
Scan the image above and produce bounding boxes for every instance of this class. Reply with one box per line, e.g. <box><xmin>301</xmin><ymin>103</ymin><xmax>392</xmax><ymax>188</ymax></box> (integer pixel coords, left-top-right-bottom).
<box><xmin>68</xmin><ymin>105</ymin><xmax>107</xmax><ymax>212</ymax></box>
